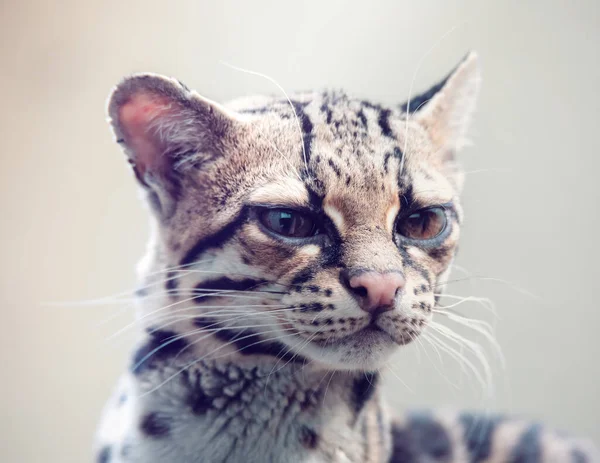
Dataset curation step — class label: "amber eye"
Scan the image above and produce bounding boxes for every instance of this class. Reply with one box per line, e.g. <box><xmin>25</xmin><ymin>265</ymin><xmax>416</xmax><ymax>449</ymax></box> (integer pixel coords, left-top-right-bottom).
<box><xmin>259</xmin><ymin>209</ymin><xmax>317</xmax><ymax>238</ymax></box>
<box><xmin>397</xmin><ymin>207</ymin><xmax>447</xmax><ymax>241</ymax></box>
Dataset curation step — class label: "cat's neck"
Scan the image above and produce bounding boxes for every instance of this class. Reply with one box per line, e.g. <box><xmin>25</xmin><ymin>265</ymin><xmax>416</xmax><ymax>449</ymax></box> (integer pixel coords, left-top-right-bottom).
<box><xmin>127</xmin><ymin>282</ymin><xmax>390</xmax><ymax>461</ymax></box>
<box><xmin>127</xmin><ymin>336</ymin><xmax>387</xmax><ymax>462</ymax></box>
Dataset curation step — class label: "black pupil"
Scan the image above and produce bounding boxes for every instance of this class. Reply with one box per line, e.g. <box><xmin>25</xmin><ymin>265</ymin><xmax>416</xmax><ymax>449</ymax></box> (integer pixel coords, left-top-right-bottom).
<box><xmin>398</xmin><ymin>208</ymin><xmax>445</xmax><ymax>240</ymax></box>
<box><xmin>262</xmin><ymin>210</ymin><xmax>315</xmax><ymax>237</ymax></box>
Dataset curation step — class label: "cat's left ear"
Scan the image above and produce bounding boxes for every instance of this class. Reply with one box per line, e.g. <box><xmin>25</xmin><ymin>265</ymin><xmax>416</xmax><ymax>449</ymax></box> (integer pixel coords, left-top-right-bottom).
<box><xmin>408</xmin><ymin>52</ymin><xmax>481</xmax><ymax>155</ymax></box>
<box><xmin>107</xmin><ymin>73</ymin><xmax>239</xmax><ymax>217</ymax></box>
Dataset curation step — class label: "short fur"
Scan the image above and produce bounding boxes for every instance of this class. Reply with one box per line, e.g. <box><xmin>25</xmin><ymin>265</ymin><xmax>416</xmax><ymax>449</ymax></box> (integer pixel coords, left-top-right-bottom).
<box><xmin>96</xmin><ymin>53</ymin><xmax>598</xmax><ymax>462</ymax></box>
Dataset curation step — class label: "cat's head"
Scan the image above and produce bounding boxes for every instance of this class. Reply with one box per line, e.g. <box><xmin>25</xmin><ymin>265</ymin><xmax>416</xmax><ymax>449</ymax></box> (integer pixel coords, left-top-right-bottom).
<box><xmin>108</xmin><ymin>53</ymin><xmax>480</xmax><ymax>370</ymax></box>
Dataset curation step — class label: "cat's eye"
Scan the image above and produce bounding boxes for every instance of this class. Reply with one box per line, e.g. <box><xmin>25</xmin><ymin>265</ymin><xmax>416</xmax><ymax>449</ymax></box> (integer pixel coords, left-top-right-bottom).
<box><xmin>258</xmin><ymin>209</ymin><xmax>318</xmax><ymax>238</ymax></box>
<box><xmin>397</xmin><ymin>207</ymin><xmax>447</xmax><ymax>241</ymax></box>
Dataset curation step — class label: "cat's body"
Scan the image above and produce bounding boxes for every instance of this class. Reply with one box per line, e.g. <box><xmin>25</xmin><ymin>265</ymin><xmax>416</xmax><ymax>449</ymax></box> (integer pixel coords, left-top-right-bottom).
<box><xmin>95</xmin><ymin>54</ymin><xmax>598</xmax><ymax>462</ymax></box>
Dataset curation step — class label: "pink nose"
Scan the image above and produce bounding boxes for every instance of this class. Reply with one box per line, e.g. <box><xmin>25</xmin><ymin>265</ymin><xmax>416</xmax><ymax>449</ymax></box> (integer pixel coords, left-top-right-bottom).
<box><xmin>349</xmin><ymin>271</ymin><xmax>405</xmax><ymax>313</ymax></box>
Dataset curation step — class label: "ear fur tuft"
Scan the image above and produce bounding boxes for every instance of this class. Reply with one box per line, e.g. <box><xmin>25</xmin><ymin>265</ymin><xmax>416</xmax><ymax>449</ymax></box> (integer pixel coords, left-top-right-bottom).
<box><xmin>107</xmin><ymin>73</ymin><xmax>237</xmax><ymax>215</ymax></box>
<box><xmin>409</xmin><ymin>52</ymin><xmax>482</xmax><ymax>153</ymax></box>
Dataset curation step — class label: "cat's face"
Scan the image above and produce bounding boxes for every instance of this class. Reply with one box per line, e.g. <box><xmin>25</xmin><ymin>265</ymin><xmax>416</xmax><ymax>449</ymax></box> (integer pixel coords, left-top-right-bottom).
<box><xmin>109</xmin><ymin>54</ymin><xmax>480</xmax><ymax>370</ymax></box>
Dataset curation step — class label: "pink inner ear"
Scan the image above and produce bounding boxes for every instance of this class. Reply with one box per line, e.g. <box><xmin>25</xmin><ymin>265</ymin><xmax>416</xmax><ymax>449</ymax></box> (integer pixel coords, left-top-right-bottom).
<box><xmin>119</xmin><ymin>93</ymin><xmax>172</xmax><ymax>177</ymax></box>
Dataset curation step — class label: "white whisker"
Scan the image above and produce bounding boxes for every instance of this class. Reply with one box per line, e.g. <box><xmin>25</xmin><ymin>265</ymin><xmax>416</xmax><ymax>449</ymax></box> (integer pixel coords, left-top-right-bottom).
<box><xmin>400</xmin><ymin>22</ymin><xmax>465</xmax><ymax>176</ymax></box>
<box><xmin>383</xmin><ymin>362</ymin><xmax>414</xmax><ymax>393</ymax></box>
<box><xmin>427</xmin><ymin>321</ymin><xmax>493</xmax><ymax>398</ymax></box>
<box><xmin>139</xmin><ymin>328</ymin><xmax>300</xmax><ymax>398</ymax></box>
<box><xmin>220</xmin><ymin>61</ymin><xmax>308</xmax><ymax>170</ymax></box>
<box><xmin>433</xmin><ymin>309</ymin><xmax>505</xmax><ymax>368</ymax></box>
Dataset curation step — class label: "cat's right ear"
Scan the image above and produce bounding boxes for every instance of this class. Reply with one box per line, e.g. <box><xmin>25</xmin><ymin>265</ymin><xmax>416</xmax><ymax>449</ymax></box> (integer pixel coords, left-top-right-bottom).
<box><xmin>107</xmin><ymin>74</ymin><xmax>238</xmax><ymax>217</ymax></box>
<box><xmin>407</xmin><ymin>52</ymin><xmax>481</xmax><ymax>158</ymax></box>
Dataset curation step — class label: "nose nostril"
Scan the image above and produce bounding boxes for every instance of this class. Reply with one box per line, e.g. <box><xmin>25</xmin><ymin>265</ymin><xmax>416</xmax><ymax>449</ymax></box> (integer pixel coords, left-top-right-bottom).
<box><xmin>351</xmin><ymin>285</ymin><xmax>368</xmax><ymax>299</ymax></box>
<box><xmin>345</xmin><ymin>270</ymin><xmax>405</xmax><ymax>313</ymax></box>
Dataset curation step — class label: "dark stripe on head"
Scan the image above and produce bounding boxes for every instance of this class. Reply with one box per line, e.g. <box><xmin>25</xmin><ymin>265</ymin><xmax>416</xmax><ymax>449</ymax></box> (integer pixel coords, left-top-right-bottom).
<box><xmin>327</xmin><ymin>159</ymin><xmax>342</xmax><ymax>177</ymax></box>
<box><xmin>140</xmin><ymin>412</ymin><xmax>171</xmax><ymax>438</ymax></box>
<box><xmin>407</xmin><ymin>411</ymin><xmax>452</xmax><ymax>460</ymax></box>
<box><xmin>131</xmin><ymin>330</ymin><xmax>188</xmax><ymax>375</ymax></box>
<box><xmin>351</xmin><ymin>372</ymin><xmax>378</xmax><ymax>416</ymax></box>
<box><xmin>357</xmin><ymin>108</ymin><xmax>368</xmax><ymax>128</ymax></box>
<box><xmin>384</xmin><ymin>153</ymin><xmax>392</xmax><ymax>174</ymax></box>
<box><xmin>305</xmin><ymin>183</ymin><xmax>325</xmax><ymax>209</ymax></box>
<box><xmin>361</xmin><ymin>100</ymin><xmax>382</xmax><ymax>111</ymax></box>
<box><xmin>321</xmin><ymin>241</ymin><xmax>343</xmax><ymax>269</ymax></box>
<box><xmin>193</xmin><ymin>277</ymin><xmax>266</xmax><ymax>302</ymax></box>
<box><xmin>460</xmin><ymin>412</ymin><xmax>503</xmax><ymax>462</ymax></box>
<box><xmin>180</xmin><ymin>210</ymin><xmax>248</xmax><ymax>266</ymax></box>
<box><xmin>400</xmin><ymin>183</ymin><xmax>414</xmax><ymax>208</ymax></box>
<box><xmin>319</xmin><ymin>215</ymin><xmax>344</xmax><ymax>268</ymax></box>
<box><xmin>511</xmin><ymin>424</ymin><xmax>542</xmax><ymax>463</ymax></box>
<box><xmin>293</xmin><ymin>101</ymin><xmax>314</xmax><ymax>164</ymax></box>
<box><xmin>384</xmin><ymin>147</ymin><xmax>403</xmax><ymax>174</ymax></box>
<box><xmin>378</xmin><ymin>108</ymin><xmax>394</xmax><ymax>138</ymax></box>
<box><xmin>193</xmin><ymin>319</ymin><xmax>306</xmax><ymax>363</ymax></box>
<box><xmin>320</xmin><ymin>102</ymin><xmax>333</xmax><ymax>124</ymax></box>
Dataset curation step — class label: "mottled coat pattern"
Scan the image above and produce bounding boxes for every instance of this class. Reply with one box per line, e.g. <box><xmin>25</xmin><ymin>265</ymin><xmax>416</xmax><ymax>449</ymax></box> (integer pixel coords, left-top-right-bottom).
<box><xmin>95</xmin><ymin>53</ymin><xmax>598</xmax><ymax>462</ymax></box>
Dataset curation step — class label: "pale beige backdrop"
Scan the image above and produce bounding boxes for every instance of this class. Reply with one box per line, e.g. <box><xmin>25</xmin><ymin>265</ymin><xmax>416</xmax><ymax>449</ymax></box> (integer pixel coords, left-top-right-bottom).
<box><xmin>1</xmin><ymin>0</ymin><xmax>598</xmax><ymax>461</ymax></box>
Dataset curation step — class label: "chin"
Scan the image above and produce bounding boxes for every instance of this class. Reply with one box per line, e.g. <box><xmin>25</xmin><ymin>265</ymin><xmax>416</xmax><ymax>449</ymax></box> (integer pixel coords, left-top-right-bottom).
<box><xmin>294</xmin><ymin>327</ymin><xmax>401</xmax><ymax>371</ymax></box>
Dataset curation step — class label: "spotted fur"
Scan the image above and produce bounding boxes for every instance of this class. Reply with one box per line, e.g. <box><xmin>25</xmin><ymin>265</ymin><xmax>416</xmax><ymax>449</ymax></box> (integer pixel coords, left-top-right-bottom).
<box><xmin>95</xmin><ymin>53</ymin><xmax>598</xmax><ymax>462</ymax></box>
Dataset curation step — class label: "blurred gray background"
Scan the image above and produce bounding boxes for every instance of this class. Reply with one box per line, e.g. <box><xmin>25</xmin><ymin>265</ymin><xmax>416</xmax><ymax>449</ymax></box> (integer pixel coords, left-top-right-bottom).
<box><xmin>1</xmin><ymin>0</ymin><xmax>598</xmax><ymax>461</ymax></box>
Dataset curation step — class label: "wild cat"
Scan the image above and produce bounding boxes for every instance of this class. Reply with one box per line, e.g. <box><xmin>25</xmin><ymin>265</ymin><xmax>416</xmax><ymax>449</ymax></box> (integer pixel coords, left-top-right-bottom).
<box><xmin>95</xmin><ymin>53</ymin><xmax>598</xmax><ymax>462</ymax></box>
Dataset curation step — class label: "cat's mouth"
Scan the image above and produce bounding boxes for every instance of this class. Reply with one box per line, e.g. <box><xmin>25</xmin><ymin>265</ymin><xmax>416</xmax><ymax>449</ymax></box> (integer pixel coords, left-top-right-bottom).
<box><xmin>279</xmin><ymin>310</ymin><xmax>426</xmax><ymax>369</ymax></box>
<box><xmin>306</xmin><ymin>314</ymin><xmax>421</xmax><ymax>351</ymax></box>
<box><xmin>308</xmin><ymin>322</ymin><xmax>389</xmax><ymax>346</ymax></box>
<box><xmin>297</xmin><ymin>321</ymin><xmax>400</xmax><ymax>369</ymax></box>
<box><xmin>348</xmin><ymin>323</ymin><xmax>398</xmax><ymax>348</ymax></box>
<box><xmin>361</xmin><ymin>323</ymin><xmax>390</xmax><ymax>336</ymax></box>
<box><xmin>312</xmin><ymin>316</ymin><xmax>400</xmax><ymax>347</ymax></box>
